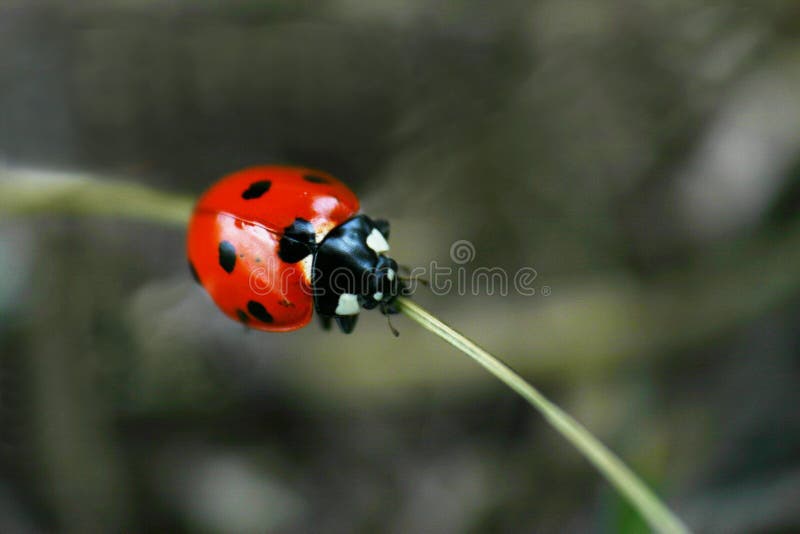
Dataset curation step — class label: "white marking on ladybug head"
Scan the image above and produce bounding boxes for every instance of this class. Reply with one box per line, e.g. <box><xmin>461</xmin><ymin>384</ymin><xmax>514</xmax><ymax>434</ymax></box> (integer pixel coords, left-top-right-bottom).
<box><xmin>366</xmin><ymin>228</ymin><xmax>390</xmax><ymax>254</ymax></box>
<box><xmin>386</xmin><ymin>268</ymin><xmax>395</xmax><ymax>281</ymax></box>
<box><xmin>314</xmin><ymin>221</ymin><xmax>335</xmax><ymax>243</ymax></box>
<box><xmin>373</xmin><ymin>291</ymin><xmax>383</xmax><ymax>301</ymax></box>
<box><xmin>335</xmin><ymin>293</ymin><xmax>360</xmax><ymax>316</ymax></box>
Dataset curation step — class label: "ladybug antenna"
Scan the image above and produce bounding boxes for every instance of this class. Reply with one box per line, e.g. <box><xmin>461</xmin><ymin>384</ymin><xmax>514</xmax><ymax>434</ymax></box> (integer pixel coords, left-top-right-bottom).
<box><xmin>398</xmin><ymin>274</ymin><xmax>430</xmax><ymax>297</ymax></box>
<box><xmin>399</xmin><ymin>275</ymin><xmax>429</xmax><ymax>286</ymax></box>
<box><xmin>381</xmin><ymin>303</ymin><xmax>400</xmax><ymax>337</ymax></box>
<box><xmin>386</xmin><ymin>314</ymin><xmax>400</xmax><ymax>337</ymax></box>
<box><xmin>397</xmin><ymin>264</ymin><xmax>430</xmax><ymax>292</ymax></box>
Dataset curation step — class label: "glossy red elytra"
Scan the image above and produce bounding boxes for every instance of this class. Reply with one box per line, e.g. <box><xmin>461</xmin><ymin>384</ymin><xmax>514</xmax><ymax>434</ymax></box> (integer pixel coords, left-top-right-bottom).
<box><xmin>187</xmin><ymin>166</ymin><xmax>403</xmax><ymax>334</ymax></box>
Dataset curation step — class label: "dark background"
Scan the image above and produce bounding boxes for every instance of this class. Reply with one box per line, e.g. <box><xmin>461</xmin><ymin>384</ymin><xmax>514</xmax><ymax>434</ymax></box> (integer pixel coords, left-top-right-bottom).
<box><xmin>2</xmin><ymin>1</ymin><xmax>800</xmax><ymax>532</ymax></box>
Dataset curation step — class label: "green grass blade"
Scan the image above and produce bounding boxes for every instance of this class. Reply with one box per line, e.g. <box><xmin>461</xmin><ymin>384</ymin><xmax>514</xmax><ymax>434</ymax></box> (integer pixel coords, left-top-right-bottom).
<box><xmin>396</xmin><ymin>297</ymin><xmax>689</xmax><ymax>534</ymax></box>
<box><xmin>0</xmin><ymin>167</ymin><xmax>193</xmax><ymax>226</ymax></box>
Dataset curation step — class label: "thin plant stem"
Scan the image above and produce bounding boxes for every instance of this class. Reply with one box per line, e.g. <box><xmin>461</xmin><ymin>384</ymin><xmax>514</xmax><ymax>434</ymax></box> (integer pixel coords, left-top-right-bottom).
<box><xmin>0</xmin><ymin>167</ymin><xmax>193</xmax><ymax>226</ymax></box>
<box><xmin>396</xmin><ymin>297</ymin><xmax>689</xmax><ymax>534</ymax></box>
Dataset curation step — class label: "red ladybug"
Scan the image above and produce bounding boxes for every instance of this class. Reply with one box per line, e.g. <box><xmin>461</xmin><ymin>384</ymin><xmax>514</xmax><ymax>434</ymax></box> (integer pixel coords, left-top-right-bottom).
<box><xmin>187</xmin><ymin>166</ymin><xmax>403</xmax><ymax>334</ymax></box>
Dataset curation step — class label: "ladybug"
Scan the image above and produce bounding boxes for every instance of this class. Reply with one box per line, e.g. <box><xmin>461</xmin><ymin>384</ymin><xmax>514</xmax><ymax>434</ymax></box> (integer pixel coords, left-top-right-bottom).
<box><xmin>187</xmin><ymin>165</ymin><xmax>404</xmax><ymax>334</ymax></box>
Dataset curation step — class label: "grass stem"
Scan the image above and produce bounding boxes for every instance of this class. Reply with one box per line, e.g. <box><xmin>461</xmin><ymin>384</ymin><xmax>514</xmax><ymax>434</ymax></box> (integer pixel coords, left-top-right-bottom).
<box><xmin>396</xmin><ymin>297</ymin><xmax>689</xmax><ymax>534</ymax></box>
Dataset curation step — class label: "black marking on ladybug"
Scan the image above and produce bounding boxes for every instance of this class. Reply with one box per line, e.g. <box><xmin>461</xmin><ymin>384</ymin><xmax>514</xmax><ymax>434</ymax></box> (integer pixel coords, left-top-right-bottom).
<box><xmin>318</xmin><ymin>315</ymin><xmax>333</xmax><ymax>331</ymax></box>
<box><xmin>374</xmin><ymin>219</ymin><xmax>390</xmax><ymax>239</ymax></box>
<box><xmin>218</xmin><ymin>241</ymin><xmax>237</xmax><ymax>273</ymax></box>
<box><xmin>335</xmin><ymin>315</ymin><xmax>358</xmax><ymax>334</ymax></box>
<box><xmin>242</xmin><ymin>180</ymin><xmax>272</xmax><ymax>199</ymax></box>
<box><xmin>247</xmin><ymin>300</ymin><xmax>274</xmax><ymax>323</ymax></box>
<box><xmin>189</xmin><ymin>261</ymin><xmax>201</xmax><ymax>284</ymax></box>
<box><xmin>236</xmin><ymin>309</ymin><xmax>249</xmax><ymax>324</ymax></box>
<box><xmin>279</xmin><ymin>217</ymin><xmax>316</xmax><ymax>263</ymax></box>
<box><xmin>303</xmin><ymin>174</ymin><xmax>329</xmax><ymax>184</ymax></box>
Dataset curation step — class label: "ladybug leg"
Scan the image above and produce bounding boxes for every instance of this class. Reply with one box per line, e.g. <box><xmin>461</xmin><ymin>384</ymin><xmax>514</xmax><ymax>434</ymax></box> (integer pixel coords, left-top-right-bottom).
<box><xmin>381</xmin><ymin>299</ymin><xmax>401</xmax><ymax>315</ymax></box>
<box><xmin>396</xmin><ymin>265</ymin><xmax>428</xmax><ymax>293</ymax></box>
<box><xmin>374</xmin><ymin>219</ymin><xmax>390</xmax><ymax>239</ymax></box>
<box><xmin>318</xmin><ymin>314</ymin><xmax>333</xmax><ymax>331</ymax></box>
<box><xmin>335</xmin><ymin>315</ymin><xmax>358</xmax><ymax>334</ymax></box>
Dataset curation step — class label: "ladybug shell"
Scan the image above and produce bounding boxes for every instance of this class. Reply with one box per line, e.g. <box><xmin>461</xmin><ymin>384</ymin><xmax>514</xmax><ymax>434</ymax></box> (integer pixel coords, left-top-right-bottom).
<box><xmin>187</xmin><ymin>166</ymin><xmax>360</xmax><ymax>331</ymax></box>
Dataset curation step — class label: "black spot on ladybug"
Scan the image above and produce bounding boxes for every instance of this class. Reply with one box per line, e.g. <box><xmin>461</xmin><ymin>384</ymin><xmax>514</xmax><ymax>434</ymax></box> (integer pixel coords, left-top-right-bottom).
<box><xmin>303</xmin><ymin>175</ymin><xmax>329</xmax><ymax>184</ymax></box>
<box><xmin>279</xmin><ymin>217</ymin><xmax>316</xmax><ymax>263</ymax></box>
<box><xmin>188</xmin><ymin>261</ymin><xmax>201</xmax><ymax>284</ymax></box>
<box><xmin>236</xmin><ymin>309</ymin><xmax>249</xmax><ymax>324</ymax></box>
<box><xmin>242</xmin><ymin>180</ymin><xmax>272</xmax><ymax>199</ymax></box>
<box><xmin>219</xmin><ymin>241</ymin><xmax>237</xmax><ymax>273</ymax></box>
<box><xmin>255</xmin><ymin>257</ymin><xmax>261</xmax><ymax>263</ymax></box>
<box><xmin>247</xmin><ymin>300</ymin><xmax>274</xmax><ymax>323</ymax></box>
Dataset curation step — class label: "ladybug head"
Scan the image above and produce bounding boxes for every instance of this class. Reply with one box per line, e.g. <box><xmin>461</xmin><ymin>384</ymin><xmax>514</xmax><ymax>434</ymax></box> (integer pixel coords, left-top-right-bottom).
<box><xmin>312</xmin><ymin>215</ymin><xmax>406</xmax><ymax>333</ymax></box>
<box><xmin>366</xmin><ymin>254</ymin><xmax>402</xmax><ymax>311</ymax></box>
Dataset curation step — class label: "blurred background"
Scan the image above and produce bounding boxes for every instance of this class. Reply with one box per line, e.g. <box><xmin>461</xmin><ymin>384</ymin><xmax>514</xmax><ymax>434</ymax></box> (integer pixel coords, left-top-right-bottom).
<box><xmin>2</xmin><ymin>1</ymin><xmax>800</xmax><ymax>532</ymax></box>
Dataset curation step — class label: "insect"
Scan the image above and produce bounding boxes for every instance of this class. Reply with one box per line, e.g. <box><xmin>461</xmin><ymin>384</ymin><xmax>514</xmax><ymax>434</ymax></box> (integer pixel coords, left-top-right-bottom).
<box><xmin>186</xmin><ymin>165</ymin><xmax>404</xmax><ymax>334</ymax></box>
